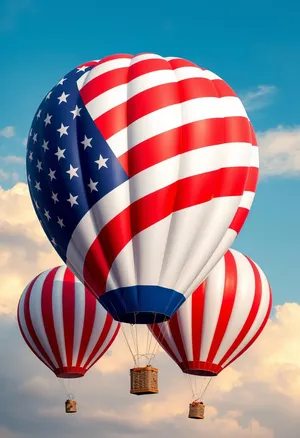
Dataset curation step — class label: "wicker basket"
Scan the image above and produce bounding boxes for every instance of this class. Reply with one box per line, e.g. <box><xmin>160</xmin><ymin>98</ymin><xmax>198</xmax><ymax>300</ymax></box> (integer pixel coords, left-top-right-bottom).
<box><xmin>65</xmin><ymin>399</ymin><xmax>77</xmax><ymax>414</ymax></box>
<box><xmin>130</xmin><ymin>366</ymin><xmax>158</xmax><ymax>395</ymax></box>
<box><xmin>188</xmin><ymin>401</ymin><xmax>205</xmax><ymax>419</ymax></box>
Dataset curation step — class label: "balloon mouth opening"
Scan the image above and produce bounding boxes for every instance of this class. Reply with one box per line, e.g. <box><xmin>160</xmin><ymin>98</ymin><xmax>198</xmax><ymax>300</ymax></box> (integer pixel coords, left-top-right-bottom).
<box><xmin>183</xmin><ymin>369</ymin><xmax>218</xmax><ymax>377</ymax></box>
<box><xmin>116</xmin><ymin>311</ymin><xmax>171</xmax><ymax>324</ymax></box>
<box><xmin>55</xmin><ymin>367</ymin><xmax>87</xmax><ymax>378</ymax></box>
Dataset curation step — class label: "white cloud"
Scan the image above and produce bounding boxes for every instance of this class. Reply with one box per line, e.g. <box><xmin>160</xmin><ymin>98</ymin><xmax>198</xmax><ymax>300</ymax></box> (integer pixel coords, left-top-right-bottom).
<box><xmin>0</xmin><ymin>155</ymin><xmax>25</xmax><ymax>165</ymax></box>
<box><xmin>0</xmin><ymin>126</ymin><xmax>15</xmax><ymax>138</ymax></box>
<box><xmin>258</xmin><ymin>125</ymin><xmax>300</xmax><ymax>176</ymax></box>
<box><xmin>241</xmin><ymin>85</ymin><xmax>277</xmax><ymax>112</ymax></box>
<box><xmin>0</xmin><ymin>183</ymin><xmax>300</xmax><ymax>437</ymax></box>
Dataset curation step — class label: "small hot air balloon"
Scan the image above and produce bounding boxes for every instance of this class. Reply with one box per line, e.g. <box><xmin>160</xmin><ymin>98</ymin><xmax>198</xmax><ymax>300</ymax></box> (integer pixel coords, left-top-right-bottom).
<box><xmin>17</xmin><ymin>266</ymin><xmax>120</xmax><ymax>413</ymax></box>
<box><xmin>26</xmin><ymin>53</ymin><xmax>258</xmax><ymax>327</ymax></box>
<box><xmin>149</xmin><ymin>249</ymin><xmax>272</xmax><ymax>419</ymax></box>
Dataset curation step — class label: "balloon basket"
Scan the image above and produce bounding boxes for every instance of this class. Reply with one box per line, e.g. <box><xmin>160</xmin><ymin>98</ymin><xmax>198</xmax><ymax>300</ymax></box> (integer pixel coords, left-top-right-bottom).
<box><xmin>188</xmin><ymin>401</ymin><xmax>205</xmax><ymax>419</ymax></box>
<box><xmin>65</xmin><ymin>399</ymin><xmax>77</xmax><ymax>414</ymax></box>
<box><xmin>130</xmin><ymin>366</ymin><xmax>158</xmax><ymax>395</ymax></box>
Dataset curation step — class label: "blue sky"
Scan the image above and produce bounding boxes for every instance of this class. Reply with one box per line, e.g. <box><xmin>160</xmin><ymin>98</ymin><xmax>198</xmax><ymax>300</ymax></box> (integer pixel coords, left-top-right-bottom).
<box><xmin>0</xmin><ymin>0</ymin><xmax>299</xmax><ymax>306</ymax></box>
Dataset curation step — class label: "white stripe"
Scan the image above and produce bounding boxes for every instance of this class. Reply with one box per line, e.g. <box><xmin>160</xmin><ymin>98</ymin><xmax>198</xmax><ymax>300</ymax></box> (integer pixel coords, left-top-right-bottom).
<box><xmin>77</xmin><ymin>57</ymin><xmax>132</xmax><ymax>90</ymax></box>
<box><xmin>177</xmin><ymin>296</ymin><xmax>193</xmax><ymax>361</ymax></box>
<box><xmin>52</xmin><ymin>266</ymin><xmax>67</xmax><ymax>367</ymax></box>
<box><xmin>106</xmin><ymin>97</ymin><xmax>249</xmax><ymax>157</ymax></box>
<box><xmin>67</xmin><ymin>141</ymin><xmax>252</xmax><ymax>281</ymax></box>
<box><xmin>85</xmin><ymin>321</ymin><xmax>118</xmax><ymax>370</ymax></box>
<box><xmin>106</xmin><ymin>198</ymin><xmax>242</xmax><ymax>294</ymax></box>
<box><xmin>214</xmin><ymin>251</ymin><xmax>256</xmax><ymax>364</ymax></box>
<box><xmin>72</xmin><ymin>281</ymin><xmax>86</xmax><ymax>366</ymax></box>
<box><xmin>250</xmin><ymin>146</ymin><xmax>259</xmax><ymax>167</ymax></box>
<box><xmin>18</xmin><ymin>285</ymin><xmax>54</xmax><ymax>370</ymax></box>
<box><xmin>222</xmin><ymin>261</ymin><xmax>271</xmax><ymax>367</ymax></box>
<box><xmin>187</xmin><ymin>229</ymin><xmax>238</xmax><ymax>297</ymax></box>
<box><xmin>174</xmin><ymin>66</ymin><xmax>222</xmax><ymax>81</ymax></box>
<box><xmin>29</xmin><ymin>270</ymin><xmax>59</xmax><ymax>368</ymax></box>
<box><xmin>130</xmin><ymin>53</ymin><xmax>164</xmax><ymax>64</ymax></box>
<box><xmin>239</xmin><ymin>191</ymin><xmax>255</xmax><ymax>209</ymax></box>
<box><xmin>81</xmin><ymin>302</ymin><xmax>106</xmax><ymax>366</ymax></box>
<box><xmin>200</xmin><ymin>257</ymin><xmax>226</xmax><ymax>362</ymax></box>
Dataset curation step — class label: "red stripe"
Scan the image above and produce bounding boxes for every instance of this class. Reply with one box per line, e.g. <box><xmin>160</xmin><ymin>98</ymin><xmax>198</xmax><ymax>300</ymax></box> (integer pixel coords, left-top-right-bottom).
<box><xmin>167</xmin><ymin>58</ymin><xmax>202</xmax><ymax>69</ymax></box>
<box><xmin>168</xmin><ymin>313</ymin><xmax>189</xmax><ymax>367</ymax></box>
<box><xmin>183</xmin><ymin>361</ymin><xmax>222</xmax><ymax>376</ymax></box>
<box><xmin>224</xmin><ymin>285</ymin><xmax>272</xmax><ymax>370</ymax></box>
<box><xmin>119</xmin><ymin>116</ymin><xmax>253</xmax><ymax>177</ymax></box>
<box><xmin>62</xmin><ymin>268</ymin><xmax>76</xmax><ymax>369</ymax></box>
<box><xmin>218</xmin><ymin>256</ymin><xmax>263</xmax><ymax>367</ymax></box>
<box><xmin>84</xmin><ymin>166</ymin><xmax>249</xmax><ymax>297</ymax></box>
<box><xmin>229</xmin><ymin>207</ymin><xmax>250</xmax><ymax>233</ymax></box>
<box><xmin>149</xmin><ymin>324</ymin><xmax>181</xmax><ymax>367</ymax></box>
<box><xmin>191</xmin><ymin>282</ymin><xmax>206</xmax><ymax>364</ymax></box>
<box><xmin>95</xmin><ymin>78</ymin><xmax>237</xmax><ymax>140</ymax></box>
<box><xmin>41</xmin><ymin>267</ymin><xmax>64</xmax><ymax>371</ymax></box>
<box><xmin>250</xmin><ymin>124</ymin><xmax>258</xmax><ymax>146</ymax></box>
<box><xmin>244</xmin><ymin>166</ymin><xmax>259</xmax><ymax>192</ymax></box>
<box><xmin>206</xmin><ymin>251</ymin><xmax>238</xmax><ymax>365</ymax></box>
<box><xmin>84</xmin><ymin>314</ymin><xmax>113</xmax><ymax>369</ymax></box>
<box><xmin>22</xmin><ymin>278</ymin><xmax>56</xmax><ymax>371</ymax></box>
<box><xmin>75</xmin><ymin>287</ymin><xmax>97</xmax><ymax>367</ymax></box>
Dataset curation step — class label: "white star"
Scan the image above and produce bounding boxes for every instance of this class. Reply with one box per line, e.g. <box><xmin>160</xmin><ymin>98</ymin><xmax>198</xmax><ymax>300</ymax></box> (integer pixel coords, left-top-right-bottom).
<box><xmin>57</xmin><ymin>91</ymin><xmax>70</xmax><ymax>104</ymax></box>
<box><xmin>51</xmin><ymin>191</ymin><xmax>59</xmax><ymax>203</ymax></box>
<box><xmin>67</xmin><ymin>193</ymin><xmax>79</xmax><ymax>207</ymax></box>
<box><xmin>35</xmin><ymin>181</ymin><xmax>41</xmax><ymax>191</ymax></box>
<box><xmin>44</xmin><ymin>113</ymin><xmax>52</xmax><ymax>126</ymax></box>
<box><xmin>77</xmin><ymin>65</ymin><xmax>88</xmax><ymax>72</ymax></box>
<box><xmin>42</xmin><ymin>139</ymin><xmax>49</xmax><ymax>152</ymax></box>
<box><xmin>57</xmin><ymin>77</ymin><xmax>67</xmax><ymax>86</ymax></box>
<box><xmin>95</xmin><ymin>154</ymin><xmax>109</xmax><ymax>169</ymax></box>
<box><xmin>57</xmin><ymin>123</ymin><xmax>69</xmax><ymax>137</ymax></box>
<box><xmin>66</xmin><ymin>164</ymin><xmax>79</xmax><ymax>180</ymax></box>
<box><xmin>88</xmin><ymin>178</ymin><xmax>99</xmax><ymax>192</ymax></box>
<box><xmin>57</xmin><ymin>217</ymin><xmax>65</xmax><ymax>228</ymax></box>
<box><xmin>29</xmin><ymin>151</ymin><xmax>33</xmax><ymax>161</ymax></box>
<box><xmin>46</xmin><ymin>91</ymin><xmax>52</xmax><ymax>99</ymax></box>
<box><xmin>70</xmin><ymin>105</ymin><xmax>82</xmax><ymax>119</ymax></box>
<box><xmin>29</xmin><ymin>129</ymin><xmax>32</xmax><ymax>137</ymax></box>
<box><xmin>28</xmin><ymin>174</ymin><xmax>31</xmax><ymax>183</ymax></box>
<box><xmin>34</xmin><ymin>199</ymin><xmax>39</xmax><ymax>209</ymax></box>
<box><xmin>48</xmin><ymin>168</ymin><xmax>56</xmax><ymax>180</ymax></box>
<box><xmin>36</xmin><ymin>109</ymin><xmax>42</xmax><ymax>118</ymax></box>
<box><xmin>51</xmin><ymin>237</ymin><xmax>57</xmax><ymax>246</ymax></box>
<box><xmin>36</xmin><ymin>160</ymin><xmax>43</xmax><ymax>172</ymax></box>
<box><xmin>54</xmin><ymin>146</ymin><xmax>66</xmax><ymax>161</ymax></box>
<box><xmin>44</xmin><ymin>209</ymin><xmax>51</xmax><ymax>221</ymax></box>
<box><xmin>33</xmin><ymin>133</ymin><xmax>38</xmax><ymax>143</ymax></box>
<box><xmin>81</xmin><ymin>135</ymin><xmax>92</xmax><ymax>150</ymax></box>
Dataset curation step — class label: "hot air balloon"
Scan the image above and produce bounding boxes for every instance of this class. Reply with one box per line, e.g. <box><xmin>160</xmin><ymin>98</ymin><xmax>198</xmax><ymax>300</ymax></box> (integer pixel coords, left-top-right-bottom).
<box><xmin>25</xmin><ymin>53</ymin><xmax>258</xmax><ymax>391</ymax></box>
<box><xmin>17</xmin><ymin>266</ymin><xmax>120</xmax><ymax>413</ymax></box>
<box><xmin>149</xmin><ymin>249</ymin><xmax>272</xmax><ymax>419</ymax></box>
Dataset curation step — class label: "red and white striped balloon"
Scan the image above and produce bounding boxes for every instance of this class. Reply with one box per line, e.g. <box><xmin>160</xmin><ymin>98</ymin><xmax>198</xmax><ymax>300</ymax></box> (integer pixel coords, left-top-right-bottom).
<box><xmin>17</xmin><ymin>266</ymin><xmax>120</xmax><ymax>378</ymax></box>
<box><xmin>149</xmin><ymin>249</ymin><xmax>272</xmax><ymax>376</ymax></box>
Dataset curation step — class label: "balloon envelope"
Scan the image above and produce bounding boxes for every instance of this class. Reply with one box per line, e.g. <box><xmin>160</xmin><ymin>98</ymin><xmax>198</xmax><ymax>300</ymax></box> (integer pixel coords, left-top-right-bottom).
<box><xmin>17</xmin><ymin>266</ymin><xmax>120</xmax><ymax>378</ymax></box>
<box><xmin>26</xmin><ymin>53</ymin><xmax>258</xmax><ymax>324</ymax></box>
<box><xmin>149</xmin><ymin>249</ymin><xmax>272</xmax><ymax>376</ymax></box>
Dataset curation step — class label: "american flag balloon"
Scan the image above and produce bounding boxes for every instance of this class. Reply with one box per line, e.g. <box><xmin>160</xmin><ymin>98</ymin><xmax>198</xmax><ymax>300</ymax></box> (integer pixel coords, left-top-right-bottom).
<box><xmin>26</xmin><ymin>53</ymin><xmax>258</xmax><ymax>325</ymax></box>
<box><xmin>149</xmin><ymin>249</ymin><xmax>272</xmax><ymax>376</ymax></box>
<box><xmin>17</xmin><ymin>266</ymin><xmax>120</xmax><ymax>378</ymax></box>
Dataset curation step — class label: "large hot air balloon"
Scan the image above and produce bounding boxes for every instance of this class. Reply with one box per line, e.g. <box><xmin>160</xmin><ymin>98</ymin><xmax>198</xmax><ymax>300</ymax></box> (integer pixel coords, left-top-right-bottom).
<box><xmin>17</xmin><ymin>266</ymin><xmax>120</xmax><ymax>413</ymax></box>
<box><xmin>26</xmin><ymin>53</ymin><xmax>258</xmax><ymax>325</ymax></box>
<box><xmin>149</xmin><ymin>249</ymin><xmax>272</xmax><ymax>419</ymax></box>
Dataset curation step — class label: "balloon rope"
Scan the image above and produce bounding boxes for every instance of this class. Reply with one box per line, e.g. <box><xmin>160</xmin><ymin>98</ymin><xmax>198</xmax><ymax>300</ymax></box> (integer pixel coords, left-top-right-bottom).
<box><xmin>134</xmin><ymin>313</ymin><xmax>140</xmax><ymax>366</ymax></box>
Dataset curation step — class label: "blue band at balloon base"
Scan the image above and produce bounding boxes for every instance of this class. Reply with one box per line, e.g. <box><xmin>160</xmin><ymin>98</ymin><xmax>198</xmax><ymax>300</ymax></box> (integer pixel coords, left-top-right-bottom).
<box><xmin>99</xmin><ymin>285</ymin><xmax>185</xmax><ymax>324</ymax></box>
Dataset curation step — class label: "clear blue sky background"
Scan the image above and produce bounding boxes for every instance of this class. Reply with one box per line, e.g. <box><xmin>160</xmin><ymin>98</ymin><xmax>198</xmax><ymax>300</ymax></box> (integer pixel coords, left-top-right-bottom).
<box><xmin>0</xmin><ymin>0</ymin><xmax>299</xmax><ymax>307</ymax></box>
